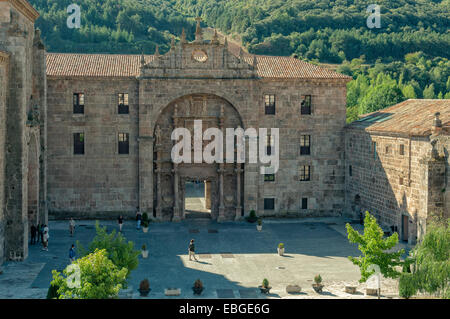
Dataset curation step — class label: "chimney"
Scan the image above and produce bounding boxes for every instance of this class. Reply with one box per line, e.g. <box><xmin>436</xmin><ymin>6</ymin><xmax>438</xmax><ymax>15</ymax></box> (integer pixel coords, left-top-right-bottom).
<box><xmin>432</xmin><ymin>112</ymin><xmax>442</xmax><ymax>134</ymax></box>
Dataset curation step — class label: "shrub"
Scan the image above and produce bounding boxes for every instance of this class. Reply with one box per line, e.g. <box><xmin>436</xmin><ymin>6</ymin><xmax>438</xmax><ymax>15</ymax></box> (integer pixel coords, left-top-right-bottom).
<box><xmin>194</xmin><ymin>279</ymin><xmax>203</xmax><ymax>289</ymax></box>
<box><xmin>314</xmin><ymin>274</ymin><xmax>322</xmax><ymax>284</ymax></box>
<box><xmin>142</xmin><ymin>213</ymin><xmax>149</xmax><ymax>228</ymax></box>
<box><xmin>139</xmin><ymin>279</ymin><xmax>150</xmax><ymax>291</ymax></box>
<box><xmin>76</xmin><ymin>221</ymin><xmax>140</xmax><ymax>279</ymax></box>
<box><xmin>278</xmin><ymin>243</ymin><xmax>284</xmax><ymax>249</ymax></box>
<box><xmin>141</xmin><ymin>244</ymin><xmax>147</xmax><ymax>251</ymax></box>
<box><xmin>46</xmin><ymin>283</ymin><xmax>60</xmax><ymax>299</ymax></box>
<box><xmin>257</xmin><ymin>218</ymin><xmax>262</xmax><ymax>226</ymax></box>
<box><xmin>50</xmin><ymin>249</ymin><xmax>127</xmax><ymax>299</ymax></box>
<box><xmin>399</xmin><ymin>273</ymin><xmax>417</xmax><ymax>299</ymax></box>
<box><xmin>262</xmin><ymin>278</ymin><xmax>269</xmax><ymax>288</ymax></box>
<box><xmin>246</xmin><ymin>210</ymin><xmax>257</xmax><ymax>223</ymax></box>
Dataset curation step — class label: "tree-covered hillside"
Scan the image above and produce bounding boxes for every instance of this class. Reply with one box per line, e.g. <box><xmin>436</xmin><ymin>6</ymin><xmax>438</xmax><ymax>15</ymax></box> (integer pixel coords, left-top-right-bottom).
<box><xmin>29</xmin><ymin>0</ymin><xmax>450</xmax><ymax>121</ymax></box>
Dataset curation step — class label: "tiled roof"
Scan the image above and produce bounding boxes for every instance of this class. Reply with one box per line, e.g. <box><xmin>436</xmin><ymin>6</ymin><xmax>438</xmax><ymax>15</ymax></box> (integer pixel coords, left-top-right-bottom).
<box><xmin>347</xmin><ymin>99</ymin><xmax>450</xmax><ymax>136</ymax></box>
<box><xmin>46</xmin><ymin>52</ymin><xmax>350</xmax><ymax>80</ymax></box>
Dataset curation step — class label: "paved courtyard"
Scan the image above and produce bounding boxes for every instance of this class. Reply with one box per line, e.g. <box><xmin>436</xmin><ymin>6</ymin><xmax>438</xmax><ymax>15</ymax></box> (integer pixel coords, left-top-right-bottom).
<box><xmin>0</xmin><ymin>217</ymin><xmax>407</xmax><ymax>299</ymax></box>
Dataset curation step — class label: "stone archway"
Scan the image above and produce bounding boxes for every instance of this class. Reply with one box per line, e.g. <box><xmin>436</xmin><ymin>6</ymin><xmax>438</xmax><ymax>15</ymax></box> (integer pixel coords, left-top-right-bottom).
<box><xmin>27</xmin><ymin>132</ymin><xmax>39</xmax><ymax>228</ymax></box>
<box><xmin>153</xmin><ymin>93</ymin><xmax>244</xmax><ymax>222</ymax></box>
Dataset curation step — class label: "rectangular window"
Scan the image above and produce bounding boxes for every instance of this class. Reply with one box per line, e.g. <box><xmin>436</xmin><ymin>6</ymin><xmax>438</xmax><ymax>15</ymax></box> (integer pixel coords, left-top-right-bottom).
<box><xmin>118</xmin><ymin>93</ymin><xmax>129</xmax><ymax>114</ymax></box>
<box><xmin>266</xmin><ymin>135</ymin><xmax>274</xmax><ymax>155</ymax></box>
<box><xmin>264</xmin><ymin>94</ymin><xmax>275</xmax><ymax>115</ymax></box>
<box><xmin>118</xmin><ymin>133</ymin><xmax>129</xmax><ymax>154</ymax></box>
<box><xmin>399</xmin><ymin>177</ymin><xmax>404</xmax><ymax>185</ymax></box>
<box><xmin>399</xmin><ymin>144</ymin><xmax>405</xmax><ymax>156</ymax></box>
<box><xmin>299</xmin><ymin>165</ymin><xmax>311</xmax><ymax>181</ymax></box>
<box><xmin>264</xmin><ymin>198</ymin><xmax>275</xmax><ymax>210</ymax></box>
<box><xmin>300</xmin><ymin>135</ymin><xmax>311</xmax><ymax>155</ymax></box>
<box><xmin>301</xmin><ymin>95</ymin><xmax>311</xmax><ymax>115</ymax></box>
<box><xmin>264</xmin><ymin>174</ymin><xmax>275</xmax><ymax>182</ymax></box>
<box><xmin>73</xmin><ymin>133</ymin><xmax>84</xmax><ymax>155</ymax></box>
<box><xmin>73</xmin><ymin>93</ymin><xmax>84</xmax><ymax>114</ymax></box>
<box><xmin>349</xmin><ymin>165</ymin><xmax>353</xmax><ymax>177</ymax></box>
<box><xmin>302</xmin><ymin>198</ymin><xmax>308</xmax><ymax>209</ymax></box>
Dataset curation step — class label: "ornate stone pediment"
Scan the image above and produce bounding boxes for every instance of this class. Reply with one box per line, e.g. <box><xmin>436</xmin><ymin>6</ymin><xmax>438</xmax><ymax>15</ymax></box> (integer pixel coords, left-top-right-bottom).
<box><xmin>140</xmin><ymin>25</ymin><xmax>257</xmax><ymax>79</ymax></box>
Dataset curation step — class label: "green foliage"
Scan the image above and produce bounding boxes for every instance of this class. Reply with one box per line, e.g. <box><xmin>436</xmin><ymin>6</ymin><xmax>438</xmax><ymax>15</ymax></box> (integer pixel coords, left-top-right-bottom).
<box><xmin>346</xmin><ymin>212</ymin><xmax>405</xmax><ymax>283</ymax></box>
<box><xmin>314</xmin><ymin>274</ymin><xmax>322</xmax><ymax>284</ymax></box>
<box><xmin>139</xmin><ymin>279</ymin><xmax>150</xmax><ymax>291</ymax></box>
<box><xmin>142</xmin><ymin>212</ymin><xmax>149</xmax><ymax>228</ymax></box>
<box><xmin>278</xmin><ymin>243</ymin><xmax>284</xmax><ymax>249</ymax></box>
<box><xmin>77</xmin><ymin>221</ymin><xmax>140</xmax><ymax>279</ymax></box>
<box><xmin>262</xmin><ymin>278</ymin><xmax>269</xmax><ymax>288</ymax></box>
<box><xmin>405</xmin><ymin>218</ymin><xmax>450</xmax><ymax>298</ymax></box>
<box><xmin>399</xmin><ymin>273</ymin><xmax>417</xmax><ymax>299</ymax></box>
<box><xmin>46</xmin><ymin>283</ymin><xmax>60</xmax><ymax>299</ymax></box>
<box><xmin>50</xmin><ymin>249</ymin><xmax>128</xmax><ymax>299</ymax></box>
<box><xmin>246</xmin><ymin>210</ymin><xmax>257</xmax><ymax>223</ymax></box>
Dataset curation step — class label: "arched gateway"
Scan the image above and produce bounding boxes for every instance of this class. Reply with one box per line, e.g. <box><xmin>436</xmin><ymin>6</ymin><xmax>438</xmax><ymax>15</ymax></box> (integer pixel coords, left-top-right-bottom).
<box><xmin>153</xmin><ymin>94</ymin><xmax>244</xmax><ymax>222</ymax></box>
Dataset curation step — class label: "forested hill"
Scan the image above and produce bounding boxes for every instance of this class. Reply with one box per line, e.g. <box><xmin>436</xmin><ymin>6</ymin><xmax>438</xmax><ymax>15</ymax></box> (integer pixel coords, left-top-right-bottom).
<box><xmin>29</xmin><ymin>0</ymin><xmax>450</xmax><ymax>120</ymax></box>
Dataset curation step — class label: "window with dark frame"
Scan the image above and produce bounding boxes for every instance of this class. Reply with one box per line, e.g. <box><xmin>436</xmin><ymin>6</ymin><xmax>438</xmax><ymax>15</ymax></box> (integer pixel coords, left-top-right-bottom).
<box><xmin>264</xmin><ymin>198</ymin><xmax>275</xmax><ymax>210</ymax></box>
<box><xmin>264</xmin><ymin>174</ymin><xmax>275</xmax><ymax>182</ymax></box>
<box><xmin>300</xmin><ymin>135</ymin><xmax>311</xmax><ymax>155</ymax></box>
<box><xmin>399</xmin><ymin>144</ymin><xmax>405</xmax><ymax>155</ymax></box>
<box><xmin>266</xmin><ymin>135</ymin><xmax>274</xmax><ymax>155</ymax></box>
<box><xmin>118</xmin><ymin>93</ymin><xmax>129</xmax><ymax>114</ymax></box>
<box><xmin>302</xmin><ymin>198</ymin><xmax>308</xmax><ymax>209</ymax></box>
<box><xmin>349</xmin><ymin>165</ymin><xmax>353</xmax><ymax>176</ymax></box>
<box><xmin>264</xmin><ymin>94</ymin><xmax>275</xmax><ymax>115</ymax></box>
<box><xmin>73</xmin><ymin>133</ymin><xmax>84</xmax><ymax>155</ymax></box>
<box><xmin>299</xmin><ymin>165</ymin><xmax>311</xmax><ymax>181</ymax></box>
<box><xmin>399</xmin><ymin>177</ymin><xmax>404</xmax><ymax>185</ymax></box>
<box><xmin>301</xmin><ymin>95</ymin><xmax>311</xmax><ymax>115</ymax></box>
<box><xmin>118</xmin><ymin>133</ymin><xmax>129</xmax><ymax>154</ymax></box>
<box><xmin>73</xmin><ymin>93</ymin><xmax>84</xmax><ymax>114</ymax></box>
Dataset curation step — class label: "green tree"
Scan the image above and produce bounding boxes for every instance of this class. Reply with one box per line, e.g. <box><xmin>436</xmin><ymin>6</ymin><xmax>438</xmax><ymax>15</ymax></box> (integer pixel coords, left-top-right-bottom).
<box><xmin>423</xmin><ymin>84</ymin><xmax>436</xmax><ymax>99</ymax></box>
<box><xmin>359</xmin><ymin>83</ymin><xmax>405</xmax><ymax>114</ymax></box>
<box><xmin>402</xmin><ymin>84</ymin><xmax>417</xmax><ymax>99</ymax></box>
<box><xmin>77</xmin><ymin>221</ymin><xmax>140</xmax><ymax>279</ymax></box>
<box><xmin>51</xmin><ymin>249</ymin><xmax>128</xmax><ymax>299</ymax></box>
<box><xmin>402</xmin><ymin>218</ymin><xmax>450</xmax><ymax>298</ymax></box>
<box><xmin>346</xmin><ymin>212</ymin><xmax>405</xmax><ymax>283</ymax></box>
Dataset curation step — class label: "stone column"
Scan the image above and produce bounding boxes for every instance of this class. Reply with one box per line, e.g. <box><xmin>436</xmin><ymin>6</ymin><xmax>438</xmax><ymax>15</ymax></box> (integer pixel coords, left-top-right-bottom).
<box><xmin>204</xmin><ymin>181</ymin><xmax>211</xmax><ymax>210</ymax></box>
<box><xmin>172</xmin><ymin>165</ymin><xmax>182</xmax><ymax>222</ymax></box>
<box><xmin>218</xmin><ymin>165</ymin><xmax>226</xmax><ymax>222</ymax></box>
<box><xmin>235</xmin><ymin>164</ymin><xmax>243</xmax><ymax>221</ymax></box>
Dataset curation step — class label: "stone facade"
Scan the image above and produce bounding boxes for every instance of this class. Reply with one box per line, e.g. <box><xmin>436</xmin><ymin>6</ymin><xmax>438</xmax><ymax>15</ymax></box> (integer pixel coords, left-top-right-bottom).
<box><xmin>345</xmin><ymin>101</ymin><xmax>449</xmax><ymax>244</ymax></box>
<box><xmin>46</xmin><ymin>25</ymin><xmax>350</xmax><ymax>221</ymax></box>
<box><xmin>0</xmin><ymin>0</ymin><xmax>46</xmax><ymax>263</ymax></box>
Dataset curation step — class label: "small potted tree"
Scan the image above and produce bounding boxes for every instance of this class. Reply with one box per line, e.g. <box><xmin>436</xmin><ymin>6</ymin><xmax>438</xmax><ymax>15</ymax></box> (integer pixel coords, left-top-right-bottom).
<box><xmin>256</xmin><ymin>218</ymin><xmax>263</xmax><ymax>231</ymax></box>
<box><xmin>141</xmin><ymin>244</ymin><xmax>149</xmax><ymax>259</ymax></box>
<box><xmin>312</xmin><ymin>274</ymin><xmax>324</xmax><ymax>293</ymax></box>
<box><xmin>258</xmin><ymin>278</ymin><xmax>271</xmax><ymax>294</ymax></box>
<box><xmin>246</xmin><ymin>210</ymin><xmax>257</xmax><ymax>223</ymax></box>
<box><xmin>277</xmin><ymin>243</ymin><xmax>285</xmax><ymax>256</ymax></box>
<box><xmin>138</xmin><ymin>279</ymin><xmax>151</xmax><ymax>296</ymax></box>
<box><xmin>142</xmin><ymin>213</ymin><xmax>150</xmax><ymax>233</ymax></box>
<box><xmin>192</xmin><ymin>279</ymin><xmax>204</xmax><ymax>295</ymax></box>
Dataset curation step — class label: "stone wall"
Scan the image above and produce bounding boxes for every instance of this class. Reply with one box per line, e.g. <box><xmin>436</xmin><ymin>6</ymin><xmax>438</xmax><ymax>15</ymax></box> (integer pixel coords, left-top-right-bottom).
<box><xmin>345</xmin><ymin>128</ymin><xmax>449</xmax><ymax>243</ymax></box>
<box><xmin>0</xmin><ymin>51</ymin><xmax>9</xmax><ymax>264</ymax></box>
<box><xmin>47</xmin><ymin>77</ymin><xmax>140</xmax><ymax>218</ymax></box>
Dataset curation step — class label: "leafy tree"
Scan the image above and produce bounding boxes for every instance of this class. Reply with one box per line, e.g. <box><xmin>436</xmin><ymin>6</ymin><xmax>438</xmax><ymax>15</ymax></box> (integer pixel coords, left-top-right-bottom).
<box><xmin>346</xmin><ymin>212</ymin><xmax>405</xmax><ymax>282</ymax></box>
<box><xmin>51</xmin><ymin>249</ymin><xmax>128</xmax><ymax>299</ymax></box>
<box><xmin>401</xmin><ymin>218</ymin><xmax>450</xmax><ymax>298</ymax></box>
<box><xmin>423</xmin><ymin>84</ymin><xmax>436</xmax><ymax>99</ymax></box>
<box><xmin>402</xmin><ymin>84</ymin><xmax>417</xmax><ymax>99</ymax></box>
<box><xmin>77</xmin><ymin>221</ymin><xmax>140</xmax><ymax>279</ymax></box>
<box><xmin>359</xmin><ymin>82</ymin><xmax>405</xmax><ymax>114</ymax></box>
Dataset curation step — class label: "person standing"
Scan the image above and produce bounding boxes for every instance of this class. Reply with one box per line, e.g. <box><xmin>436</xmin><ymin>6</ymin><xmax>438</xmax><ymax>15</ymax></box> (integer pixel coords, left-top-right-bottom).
<box><xmin>39</xmin><ymin>223</ymin><xmax>44</xmax><ymax>244</ymax></box>
<box><xmin>188</xmin><ymin>239</ymin><xmax>198</xmax><ymax>261</ymax></box>
<box><xmin>69</xmin><ymin>218</ymin><xmax>76</xmax><ymax>237</ymax></box>
<box><xmin>30</xmin><ymin>224</ymin><xmax>37</xmax><ymax>245</ymax></box>
<box><xmin>136</xmin><ymin>208</ymin><xmax>142</xmax><ymax>230</ymax></box>
<box><xmin>42</xmin><ymin>230</ymin><xmax>49</xmax><ymax>251</ymax></box>
<box><xmin>69</xmin><ymin>244</ymin><xmax>76</xmax><ymax>263</ymax></box>
<box><xmin>118</xmin><ymin>215</ymin><xmax>124</xmax><ymax>232</ymax></box>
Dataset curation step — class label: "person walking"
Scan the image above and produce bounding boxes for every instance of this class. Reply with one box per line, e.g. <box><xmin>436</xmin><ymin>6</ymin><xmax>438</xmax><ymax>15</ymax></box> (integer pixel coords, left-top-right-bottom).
<box><xmin>30</xmin><ymin>224</ymin><xmax>37</xmax><ymax>245</ymax></box>
<box><xmin>69</xmin><ymin>244</ymin><xmax>76</xmax><ymax>263</ymax></box>
<box><xmin>118</xmin><ymin>215</ymin><xmax>124</xmax><ymax>232</ymax></box>
<box><xmin>188</xmin><ymin>239</ymin><xmax>198</xmax><ymax>261</ymax></box>
<box><xmin>69</xmin><ymin>218</ymin><xmax>76</xmax><ymax>237</ymax></box>
<box><xmin>136</xmin><ymin>208</ymin><xmax>142</xmax><ymax>230</ymax></box>
<box><xmin>42</xmin><ymin>230</ymin><xmax>49</xmax><ymax>251</ymax></box>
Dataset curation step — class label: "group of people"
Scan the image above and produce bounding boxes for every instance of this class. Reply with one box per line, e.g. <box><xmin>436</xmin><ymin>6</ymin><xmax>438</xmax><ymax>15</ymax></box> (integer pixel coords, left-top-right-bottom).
<box><xmin>117</xmin><ymin>207</ymin><xmax>142</xmax><ymax>232</ymax></box>
<box><xmin>30</xmin><ymin>223</ymin><xmax>49</xmax><ymax>251</ymax></box>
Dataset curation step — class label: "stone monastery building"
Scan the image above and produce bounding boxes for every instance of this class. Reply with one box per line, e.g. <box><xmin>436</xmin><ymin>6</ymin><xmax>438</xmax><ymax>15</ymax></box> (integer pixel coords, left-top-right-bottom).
<box><xmin>0</xmin><ymin>0</ymin><xmax>448</xmax><ymax>263</ymax></box>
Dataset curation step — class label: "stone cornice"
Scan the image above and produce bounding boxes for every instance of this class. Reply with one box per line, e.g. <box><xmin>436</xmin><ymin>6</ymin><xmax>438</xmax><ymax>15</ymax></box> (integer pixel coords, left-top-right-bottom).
<box><xmin>0</xmin><ymin>51</ymin><xmax>11</xmax><ymax>64</ymax></box>
<box><xmin>0</xmin><ymin>0</ymin><xmax>39</xmax><ymax>22</ymax></box>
